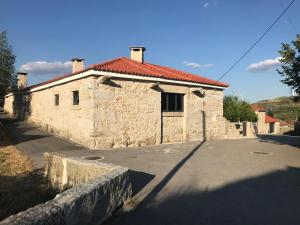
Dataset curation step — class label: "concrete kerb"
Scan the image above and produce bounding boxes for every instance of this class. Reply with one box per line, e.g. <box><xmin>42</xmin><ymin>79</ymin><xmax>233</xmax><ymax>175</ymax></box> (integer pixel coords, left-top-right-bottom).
<box><xmin>0</xmin><ymin>152</ymin><xmax>132</xmax><ymax>225</ymax></box>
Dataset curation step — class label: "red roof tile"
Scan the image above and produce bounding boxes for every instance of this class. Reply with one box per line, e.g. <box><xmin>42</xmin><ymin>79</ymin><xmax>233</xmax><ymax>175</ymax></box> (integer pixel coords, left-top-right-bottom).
<box><xmin>278</xmin><ymin>120</ymin><xmax>292</xmax><ymax>127</ymax></box>
<box><xmin>22</xmin><ymin>57</ymin><xmax>228</xmax><ymax>91</ymax></box>
<box><xmin>265</xmin><ymin>115</ymin><xmax>279</xmax><ymax>123</ymax></box>
<box><xmin>90</xmin><ymin>57</ymin><xmax>228</xmax><ymax>87</ymax></box>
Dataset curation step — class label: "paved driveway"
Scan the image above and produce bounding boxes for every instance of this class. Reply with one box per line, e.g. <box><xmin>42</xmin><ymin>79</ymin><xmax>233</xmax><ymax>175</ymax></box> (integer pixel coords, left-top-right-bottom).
<box><xmin>2</xmin><ymin>116</ymin><xmax>300</xmax><ymax>225</ymax></box>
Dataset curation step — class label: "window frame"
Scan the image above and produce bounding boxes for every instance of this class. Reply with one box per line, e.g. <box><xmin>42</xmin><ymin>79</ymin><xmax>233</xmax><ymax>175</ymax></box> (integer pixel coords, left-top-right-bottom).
<box><xmin>72</xmin><ymin>90</ymin><xmax>79</xmax><ymax>105</ymax></box>
<box><xmin>54</xmin><ymin>94</ymin><xmax>59</xmax><ymax>106</ymax></box>
<box><xmin>161</xmin><ymin>92</ymin><xmax>184</xmax><ymax>112</ymax></box>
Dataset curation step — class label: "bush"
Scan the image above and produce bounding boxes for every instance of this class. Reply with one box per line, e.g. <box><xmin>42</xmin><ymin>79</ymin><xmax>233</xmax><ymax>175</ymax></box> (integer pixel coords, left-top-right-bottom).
<box><xmin>223</xmin><ymin>95</ymin><xmax>257</xmax><ymax>122</ymax></box>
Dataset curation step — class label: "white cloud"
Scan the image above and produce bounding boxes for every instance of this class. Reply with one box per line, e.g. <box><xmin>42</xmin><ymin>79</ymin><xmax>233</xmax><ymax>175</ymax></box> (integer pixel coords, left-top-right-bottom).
<box><xmin>203</xmin><ymin>1</ymin><xmax>218</xmax><ymax>8</ymax></box>
<box><xmin>183</xmin><ymin>61</ymin><xmax>214</xmax><ymax>69</ymax></box>
<box><xmin>247</xmin><ymin>57</ymin><xmax>282</xmax><ymax>72</ymax></box>
<box><xmin>203</xmin><ymin>2</ymin><xmax>209</xmax><ymax>8</ymax></box>
<box><xmin>20</xmin><ymin>61</ymin><xmax>72</xmax><ymax>75</ymax></box>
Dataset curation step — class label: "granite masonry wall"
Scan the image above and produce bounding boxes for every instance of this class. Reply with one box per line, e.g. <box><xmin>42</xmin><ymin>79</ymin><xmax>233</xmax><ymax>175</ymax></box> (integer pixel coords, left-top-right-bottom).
<box><xmin>4</xmin><ymin>75</ymin><xmax>226</xmax><ymax>149</ymax></box>
<box><xmin>92</xmin><ymin>78</ymin><xmax>225</xmax><ymax>148</ymax></box>
<box><xmin>4</xmin><ymin>77</ymin><xmax>95</xmax><ymax>148</ymax></box>
<box><xmin>256</xmin><ymin>111</ymin><xmax>269</xmax><ymax>134</ymax></box>
<box><xmin>91</xmin><ymin>78</ymin><xmax>161</xmax><ymax>149</ymax></box>
<box><xmin>162</xmin><ymin>112</ymin><xmax>184</xmax><ymax>143</ymax></box>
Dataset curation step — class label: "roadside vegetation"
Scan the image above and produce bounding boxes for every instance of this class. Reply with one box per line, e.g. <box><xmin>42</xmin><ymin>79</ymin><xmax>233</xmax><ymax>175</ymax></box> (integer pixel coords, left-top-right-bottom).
<box><xmin>254</xmin><ymin>96</ymin><xmax>300</xmax><ymax>123</ymax></box>
<box><xmin>223</xmin><ymin>95</ymin><xmax>257</xmax><ymax>122</ymax></box>
<box><xmin>0</xmin><ymin>126</ymin><xmax>57</xmax><ymax>220</ymax></box>
<box><xmin>0</xmin><ymin>31</ymin><xmax>17</xmax><ymax>106</ymax></box>
<box><xmin>277</xmin><ymin>34</ymin><xmax>300</xmax><ymax>95</ymax></box>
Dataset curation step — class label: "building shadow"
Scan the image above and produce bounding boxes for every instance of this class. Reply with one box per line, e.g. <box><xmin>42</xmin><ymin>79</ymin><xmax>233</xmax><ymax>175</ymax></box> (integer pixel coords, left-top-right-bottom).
<box><xmin>257</xmin><ymin>135</ymin><xmax>300</xmax><ymax>148</ymax></box>
<box><xmin>0</xmin><ymin>169</ymin><xmax>57</xmax><ymax>220</ymax></box>
<box><xmin>0</xmin><ymin>115</ymin><xmax>49</xmax><ymax>147</ymax></box>
<box><xmin>109</xmin><ymin>166</ymin><xmax>300</xmax><ymax>225</ymax></box>
<box><xmin>128</xmin><ymin>170</ymin><xmax>155</xmax><ymax>196</ymax></box>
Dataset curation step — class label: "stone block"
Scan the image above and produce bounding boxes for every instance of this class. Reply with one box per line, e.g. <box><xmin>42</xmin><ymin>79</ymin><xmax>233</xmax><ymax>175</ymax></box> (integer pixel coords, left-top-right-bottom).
<box><xmin>1</xmin><ymin>153</ymin><xmax>132</xmax><ymax>225</ymax></box>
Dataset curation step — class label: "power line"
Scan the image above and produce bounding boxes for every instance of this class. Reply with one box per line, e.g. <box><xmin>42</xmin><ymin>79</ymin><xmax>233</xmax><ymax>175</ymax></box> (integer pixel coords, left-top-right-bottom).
<box><xmin>280</xmin><ymin>0</ymin><xmax>298</xmax><ymax>34</ymax></box>
<box><xmin>215</xmin><ymin>0</ymin><xmax>297</xmax><ymax>83</ymax></box>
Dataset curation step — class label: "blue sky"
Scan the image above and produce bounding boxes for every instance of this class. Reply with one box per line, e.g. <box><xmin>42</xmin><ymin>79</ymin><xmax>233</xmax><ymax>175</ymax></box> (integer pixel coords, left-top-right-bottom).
<box><xmin>1</xmin><ymin>0</ymin><xmax>299</xmax><ymax>102</ymax></box>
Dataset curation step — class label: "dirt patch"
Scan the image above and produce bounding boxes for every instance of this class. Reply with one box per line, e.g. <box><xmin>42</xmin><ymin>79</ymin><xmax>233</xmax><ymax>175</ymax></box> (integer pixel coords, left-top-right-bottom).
<box><xmin>0</xmin><ymin>129</ymin><xmax>57</xmax><ymax>220</ymax></box>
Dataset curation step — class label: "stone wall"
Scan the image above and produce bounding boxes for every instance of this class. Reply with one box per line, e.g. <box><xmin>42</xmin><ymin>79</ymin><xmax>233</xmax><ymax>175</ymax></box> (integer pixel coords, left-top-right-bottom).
<box><xmin>92</xmin><ymin>78</ymin><xmax>225</xmax><ymax>148</ymax></box>
<box><xmin>3</xmin><ymin>95</ymin><xmax>13</xmax><ymax>115</ymax></box>
<box><xmin>203</xmin><ymin>89</ymin><xmax>225</xmax><ymax>140</ymax></box>
<box><xmin>280</xmin><ymin>125</ymin><xmax>293</xmax><ymax>134</ymax></box>
<box><xmin>256</xmin><ymin>111</ymin><xmax>269</xmax><ymax>134</ymax></box>
<box><xmin>273</xmin><ymin>122</ymin><xmax>280</xmax><ymax>134</ymax></box>
<box><xmin>44</xmin><ymin>153</ymin><xmax>115</xmax><ymax>191</ymax></box>
<box><xmin>162</xmin><ymin>112</ymin><xmax>184</xmax><ymax>143</ymax></box>
<box><xmin>224</xmin><ymin>120</ymin><xmax>243</xmax><ymax>139</ymax></box>
<box><xmin>1</xmin><ymin>153</ymin><xmax>132</xmax><ymax>225</ymax></box>
<box><xmin>4</xmin><ymin>77</ymin><xmax>95</xmax><ymax>148</ymax></box>
<box><xmin>29</xmin><ymin>77</ymin><xmax>95</xmax><ymax>148</ymax></box>
<box><xmin>243</xmin><ymin>122</ymin><xmax>257</xmax><ymax>137</ymax></box>
<box><xmin>4</xmin><ymin>75</ymin><xmax>226</xmax><ymax>149</ymax></box>
<box><xmin>92</xmin><ymin>78</ymin><xmax>161</xmax><ymax>149</ymax></box>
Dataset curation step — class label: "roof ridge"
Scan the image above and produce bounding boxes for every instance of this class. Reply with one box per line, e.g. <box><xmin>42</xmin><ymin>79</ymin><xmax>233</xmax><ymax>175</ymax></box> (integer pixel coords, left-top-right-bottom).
<box><xmin>90</xmin><ymin>57</ymin><xmax>125</xmax><ymax>69</ymax></box>
<box><xmin>144</xmin><ymin>62</ymin><xmax>189</xmax><ymax>80</ymax></box>
<box><xmin>146</xmin><ymin>62</ymin><xmax>227</xmax><ymax>86</ymax></box>
<box><xmin>22</xmin><ymin>56</ymin><xmax>229</xmax><ymax>92</ymax></box>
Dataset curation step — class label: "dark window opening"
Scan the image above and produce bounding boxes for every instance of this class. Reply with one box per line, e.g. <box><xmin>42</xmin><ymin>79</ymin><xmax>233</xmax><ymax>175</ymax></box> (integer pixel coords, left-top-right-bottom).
<box><xmin>162</xmin><ymin>92</ymin><xmax>184</xmax><ymax>112</ymax></box>
<box><xmin>54</xmin><ymin>94</ymin><xmax>59</xmax><ymax>106</ymax></box>
<box><xmin>73</xmin><ymin>91</ymin><xmax>79</xmax><ymax>105</ymax></box>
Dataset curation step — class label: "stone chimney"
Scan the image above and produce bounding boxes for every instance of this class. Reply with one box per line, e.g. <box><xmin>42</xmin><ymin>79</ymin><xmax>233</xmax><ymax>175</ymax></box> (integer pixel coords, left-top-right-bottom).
<box><xmin>129</xmin><ymin>46</ymin><xmax>146</xmax><ymax>63</ymax></box>
<box><xmin>71</xmin><ymin>58</ymin><xmax>84</xmax><ymax>73</ymax></box>
<box><xmin>17</xmin><ymin>72</ymin><xmax>28</xmax><ymax>89</ymax></box>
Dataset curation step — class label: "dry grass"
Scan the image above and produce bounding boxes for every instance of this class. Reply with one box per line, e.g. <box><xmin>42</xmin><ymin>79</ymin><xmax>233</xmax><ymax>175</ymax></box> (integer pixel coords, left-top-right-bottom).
<box><xmin>0</xmin><ymin>141</ymin><xmax>32</xmax><ymax>176</ymax></box>
<box><xmin>0</xmin><ymin>132</ymin><xmax>57</xmax><ymax>220</ymax></box>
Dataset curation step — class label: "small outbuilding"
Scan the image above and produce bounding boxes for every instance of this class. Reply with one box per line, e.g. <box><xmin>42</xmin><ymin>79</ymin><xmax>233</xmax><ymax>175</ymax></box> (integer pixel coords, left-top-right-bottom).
<box><xmin>4</xmin><ymin>47</ymin><xmax>228</xmax><ymax>149</ymax></box>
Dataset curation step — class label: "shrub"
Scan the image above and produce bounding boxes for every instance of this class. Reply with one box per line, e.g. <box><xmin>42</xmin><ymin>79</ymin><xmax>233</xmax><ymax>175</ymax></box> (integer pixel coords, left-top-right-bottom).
<box><xmin>223</xmin><ymin>95</ymin><xmax>257</xmax><ymax>122</ymax></box>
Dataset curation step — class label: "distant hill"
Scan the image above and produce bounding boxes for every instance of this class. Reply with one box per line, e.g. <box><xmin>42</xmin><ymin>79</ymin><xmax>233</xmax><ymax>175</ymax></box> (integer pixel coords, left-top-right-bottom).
<box><xmin>253</xmin><ymin>96</ymin><xmax>300</xmax><ymax>123</ymax></box>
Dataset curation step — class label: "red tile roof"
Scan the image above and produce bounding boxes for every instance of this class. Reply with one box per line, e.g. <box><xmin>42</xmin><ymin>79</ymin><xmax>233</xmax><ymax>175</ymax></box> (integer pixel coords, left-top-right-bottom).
<box><xmin>23</xmin><ymin>57</ymin><xmax>228</xmax><ymax>91</ymax></box>
<box><xmin>279</xmin><ymin>120</ymin><xmax>289</xmax><ymax>126</ymax></box>
<box><xmin>265</xmin><ymin>115</ymin><xmax>279</xmax><ymax>123</ymax></box>
<box><xmin>90</xmin><ymin>57</ymin><xmax>228</xmax><ymax>87</ymax></box>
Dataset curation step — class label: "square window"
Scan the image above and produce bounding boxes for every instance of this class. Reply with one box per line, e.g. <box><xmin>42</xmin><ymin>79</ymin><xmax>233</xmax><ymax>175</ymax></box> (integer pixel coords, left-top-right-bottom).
<box><xmin>73</xmin><ymin>91</ymin><xmax>79</xmax><ymax>105</ymax></box>
<box><xmin>54</xmin><ymin>94</ymin><xmax>59</xmax><ymax>106</ymax></box>
<box><xmin>161</xmin><ymin>92</ymin><xmax>184</xmax><ymax>112</ymax></box>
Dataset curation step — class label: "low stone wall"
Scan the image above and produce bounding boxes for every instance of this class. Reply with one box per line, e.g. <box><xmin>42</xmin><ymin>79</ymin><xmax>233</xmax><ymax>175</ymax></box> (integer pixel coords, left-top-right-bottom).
<box><xmin>243</xmin><ymin>122</ymin><xmax>257</xmax><ymax>137</ymax></box>
<box><xmin>280</xmin><ymin>125</ymin><xmax>294</xmax><ymax>134</ymax></box>
<box><xmin>1</xmin><ymin>153</ymin><xmax>132</xmax><ymax>225</ymax></box>
<box><xmin>224</xmin><ymin>120</ymin><xmax>243</xmax><ymax>139</ymax></box>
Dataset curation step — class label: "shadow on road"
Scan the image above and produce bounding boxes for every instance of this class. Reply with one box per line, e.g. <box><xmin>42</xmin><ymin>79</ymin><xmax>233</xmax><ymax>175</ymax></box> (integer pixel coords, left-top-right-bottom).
<box><xmin>110</xmin><ymin>166</ymin><xmax>300</xmax><ymax>225</ymax></box>
<box><xmin>0</xmin><ymin>114</ymin><xmax>49</xmax><ymax>147</ymax></box>
<box><xmin>128</xmin><ymin>170</ymin><xmax>155</xmax><ymax>196</ymax></box>
<box><xmin>257</xmin><ymin>135</ymin><xmax>300</xmax><ymax>148</ymax></box>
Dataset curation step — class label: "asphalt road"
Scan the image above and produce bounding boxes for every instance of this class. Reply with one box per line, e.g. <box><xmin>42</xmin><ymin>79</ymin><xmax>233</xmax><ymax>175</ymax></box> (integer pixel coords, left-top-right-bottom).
<box><xmin>2</xmin><ymin>115</ymin><xmax>300</xmax><ymax>225</ymax></box>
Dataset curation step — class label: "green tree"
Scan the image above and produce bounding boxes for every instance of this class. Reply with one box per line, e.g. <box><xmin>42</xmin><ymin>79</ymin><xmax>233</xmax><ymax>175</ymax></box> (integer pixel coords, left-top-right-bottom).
<box><xmin>223</xmin><ymin>95</ymin><xmax>257</xmax><ymax>122</ymax></box>
<box><xmin>267</xmin><ymin>109</ymin><xmax>274</xmax><ymax>117</ymax></box>
<box><xmin>0</xmin><ymin>31</ymin><xmax>16</xmax><ymax>106</ymax></box>
<box><xmin>277</xmin><ymin>34</ymin><xmax>300</xmax><ymax>94</ymax></box>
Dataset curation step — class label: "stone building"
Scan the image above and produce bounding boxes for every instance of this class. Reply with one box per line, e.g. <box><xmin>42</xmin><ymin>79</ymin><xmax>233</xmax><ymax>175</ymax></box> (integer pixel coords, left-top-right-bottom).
<box><xmin>4</xmin><ymin>47</ymin><xmax>228</xmax><ymax>149</ymax></box>
<box><xmin>251</xmin><ymin>105</ymin><xmax>281</xmax><ymax>134</ymax></box>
